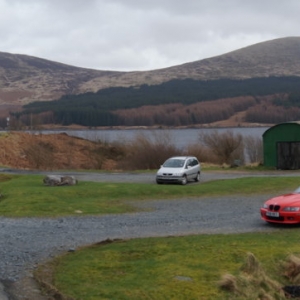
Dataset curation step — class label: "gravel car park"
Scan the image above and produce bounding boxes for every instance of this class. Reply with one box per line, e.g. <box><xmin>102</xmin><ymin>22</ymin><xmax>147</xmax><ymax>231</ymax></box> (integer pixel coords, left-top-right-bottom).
<box><xmin>2</xmin><ymin>169</ymin><xmax>300</xmax><ymax>299</ymax></box>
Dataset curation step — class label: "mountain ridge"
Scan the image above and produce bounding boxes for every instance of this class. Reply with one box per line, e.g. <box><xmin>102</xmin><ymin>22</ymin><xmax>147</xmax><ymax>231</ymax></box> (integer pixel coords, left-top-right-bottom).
<box><xmin>1</xmin><ymin>36</ymin><xmax>300</xmax><ymax>107</ymax></box>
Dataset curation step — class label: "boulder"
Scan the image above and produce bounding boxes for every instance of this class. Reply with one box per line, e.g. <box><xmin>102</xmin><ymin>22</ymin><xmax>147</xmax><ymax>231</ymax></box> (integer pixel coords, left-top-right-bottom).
<box><xmin>43</xmin><ymin>175</ymin><xmax>77</xmax><ymax>186</ymax></box>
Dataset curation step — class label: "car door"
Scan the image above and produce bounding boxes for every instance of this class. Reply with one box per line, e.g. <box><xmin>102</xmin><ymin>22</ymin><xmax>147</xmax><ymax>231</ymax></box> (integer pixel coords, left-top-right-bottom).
<box><xmin>189</xmin><ymin>158</ymin><xmax>199</xmax><ymax>179</ymax></box>
<box><xmin>186</xmin><ymin>158</ymin><xmax>194</xmax><ymax>180</ymax></box>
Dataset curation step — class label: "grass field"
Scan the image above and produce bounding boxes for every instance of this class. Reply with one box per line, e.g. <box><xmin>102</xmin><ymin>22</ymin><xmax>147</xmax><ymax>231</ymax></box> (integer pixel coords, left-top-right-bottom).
<box><xmin>0</xmin><ymin>173</ymin><xmax>299</xmax><ymax>217</ymax></box>
<box><xmin>2</xmin><ymin>173</ymin><xmax>300</xmax><ymax>299</ymax></box>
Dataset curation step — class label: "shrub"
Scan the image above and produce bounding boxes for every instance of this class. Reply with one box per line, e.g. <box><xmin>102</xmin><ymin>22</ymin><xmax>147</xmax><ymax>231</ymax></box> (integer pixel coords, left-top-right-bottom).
<box><xmin>23</xmin><ymin>140</ymin><xmax>55</xmax><ymax>169</ymax></box>
<box><xmin>199</xmin><ymin>130</ymin><xmax>245</xmax><ymax>165</ymax></box>
<box><xmin>91</xmin><ymin>141</ymin><xmax>126</xmax><ymax>169</ymax></box>
<box><xmin>184</xmin><ymin>143</ymin><xmax>219</xmax><ymax>164</ymax></box>
<box><xmin>244</xmin><ymin>135</ymin><xmax>263</xmax><ymax>164</ymax></box>
<box><xmin>118</xmin><ymin>131</ymin><xmax>180</xmax><ymax>170</ymax></box>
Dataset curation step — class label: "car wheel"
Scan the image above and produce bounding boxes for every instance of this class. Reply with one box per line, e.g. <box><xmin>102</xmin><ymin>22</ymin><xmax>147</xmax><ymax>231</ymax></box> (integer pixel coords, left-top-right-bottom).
<box><xmin>194</xmin><ymin>172</ymin><xmax>200</xmax><ymax>182</ymax></box>
<box><xmin>181</xmin><ymin>175</ymin><xmax>187</xmax><ymax>185</ymax></box>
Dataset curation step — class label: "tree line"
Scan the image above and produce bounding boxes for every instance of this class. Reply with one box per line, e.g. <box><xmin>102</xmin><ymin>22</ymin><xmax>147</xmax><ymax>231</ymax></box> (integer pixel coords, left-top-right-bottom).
<box><xmin>5</xmin><ymin>76</ymin><xmax>300</xmax><ymax>128</ymax></box>
<box><xmin>115</xmin><ymin>96</ymin><xmax>256</xmax><ymax>126</ymax></box>
<box><xmin>245</xmin><ymin>93</ymin><xmax>300</xmax><ymax>123</ymax></box>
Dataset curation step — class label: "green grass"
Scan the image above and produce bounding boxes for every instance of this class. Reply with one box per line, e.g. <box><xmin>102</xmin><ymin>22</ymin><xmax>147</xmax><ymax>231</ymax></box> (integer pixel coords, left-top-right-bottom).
<box><xmin>37</xmin><ymin>230</ymin><xmax>300</xmax><ymax>300</ymax></box>
<box><xmin>0</xmin><ymin>174</ymin><xmax>299</xmax><ymax>217</ymax></box>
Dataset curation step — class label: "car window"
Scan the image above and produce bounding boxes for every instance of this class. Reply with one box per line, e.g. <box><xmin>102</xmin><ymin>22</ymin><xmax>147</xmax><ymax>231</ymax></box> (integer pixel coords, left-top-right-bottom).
<box><xmin>192</xmin><ymin>159</ymin><xmax>199</xmax><ymax>166</ymax></box>
<box><xmin>186</xmin><ymin>159</ymin><xmax>192</xmax><ymax>167</ymax></box>
<box><xmin>163</xmin><ymin>159</ymin><xmax>185</xmax><ymax>168</ymax></box>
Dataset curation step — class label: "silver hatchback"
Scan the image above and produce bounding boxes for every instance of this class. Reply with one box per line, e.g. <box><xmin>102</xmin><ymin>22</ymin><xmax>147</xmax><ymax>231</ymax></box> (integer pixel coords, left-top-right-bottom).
<box><xmin>156</xmin><ymin>156</ymin><xmax>201</xmax><ymax>185</ymax></box>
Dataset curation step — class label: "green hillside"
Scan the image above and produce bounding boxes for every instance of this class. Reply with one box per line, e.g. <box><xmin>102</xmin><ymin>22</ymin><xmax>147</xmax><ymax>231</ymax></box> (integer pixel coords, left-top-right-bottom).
<box><xmin>11</xmin><ymin>76</ymin><xmax>300</xmax><ymax>127</ymax></box>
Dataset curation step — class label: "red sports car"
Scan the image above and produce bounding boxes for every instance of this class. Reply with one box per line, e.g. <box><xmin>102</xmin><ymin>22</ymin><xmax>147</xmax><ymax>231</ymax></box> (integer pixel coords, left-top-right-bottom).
<box><xmin>261</xmin><ymin>188</ymin><xmax>300</xmax><ymax>224</ymax></box>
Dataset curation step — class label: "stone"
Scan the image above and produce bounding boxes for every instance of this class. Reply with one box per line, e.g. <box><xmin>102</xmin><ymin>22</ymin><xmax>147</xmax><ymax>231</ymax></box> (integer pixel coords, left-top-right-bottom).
<box><xmin>283</xmin><ymin>286</ymin><xmax>300</xmax><ymax>297</ymax></box>
<box><xmin>43</xmin><ymin>175</ymin><xmax>77</xmax><ymax>186</ymax></box>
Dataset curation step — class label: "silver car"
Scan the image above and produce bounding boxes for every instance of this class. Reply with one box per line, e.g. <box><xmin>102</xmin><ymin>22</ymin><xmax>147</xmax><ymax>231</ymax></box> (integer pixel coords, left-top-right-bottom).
<box><xmin>156</xmin><ymin>156</ymin><xmax>201</xmax><ymax>185</ymax></box>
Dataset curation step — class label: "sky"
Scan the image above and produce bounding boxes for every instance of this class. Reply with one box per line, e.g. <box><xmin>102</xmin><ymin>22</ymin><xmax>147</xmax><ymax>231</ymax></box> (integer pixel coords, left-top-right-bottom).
<box><xmin>1</xmin><ymin>0</ymin><xmax>300</xmax><ymax>71</ymax></box>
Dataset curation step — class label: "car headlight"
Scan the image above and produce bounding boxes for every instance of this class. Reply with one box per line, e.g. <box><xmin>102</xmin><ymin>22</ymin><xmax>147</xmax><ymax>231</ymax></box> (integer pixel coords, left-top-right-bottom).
<box><xmin>263</xmin><ymin>204</ymin><xmax>268</xmax><ymax>209</ymax></box>
<box><xmin>283</xmin><ymin>207</ymin><xmax>300</xmax><ymax>212</ymax></box>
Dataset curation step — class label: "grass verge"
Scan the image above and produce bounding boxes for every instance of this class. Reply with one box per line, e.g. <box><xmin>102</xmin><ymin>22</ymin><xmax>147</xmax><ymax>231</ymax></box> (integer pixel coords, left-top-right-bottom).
<box><xmin>0</xmin><ymin>174</ymin><xmax>299</xmax><ymax>217</ymax></box>
<box><xmin>36</xmin><ymin>230</ymin><xmax>300</xmax><ymax>300</ymax></box>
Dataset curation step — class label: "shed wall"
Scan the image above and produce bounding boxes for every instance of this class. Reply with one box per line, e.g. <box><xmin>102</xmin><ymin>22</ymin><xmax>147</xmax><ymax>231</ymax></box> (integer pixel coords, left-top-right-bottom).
<box><xmin>263</xmin><ymin>123</ymin><xmax>300</xmax><ymax>168</ymax></box>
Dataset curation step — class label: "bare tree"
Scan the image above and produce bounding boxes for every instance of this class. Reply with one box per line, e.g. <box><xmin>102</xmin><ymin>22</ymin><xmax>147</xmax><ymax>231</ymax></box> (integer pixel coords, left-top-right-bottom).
<box><xmin>184</xmin><ymin>143</ymin><xmax>219</xmax><ymax>164</ymax></box>
<box><xmin>199</xmin><ymin>130</ymin><xmax>244</xmax><ymax>165</ymax></box>
<box><xmin>244</xmin><ymin>136</ymin><xmax>263</xmax><ymax>164</ymax></box>
<box><xmin>119</xmin><ymin>131</ymin><xmax>180</xmax><ymax>170</ymax></box>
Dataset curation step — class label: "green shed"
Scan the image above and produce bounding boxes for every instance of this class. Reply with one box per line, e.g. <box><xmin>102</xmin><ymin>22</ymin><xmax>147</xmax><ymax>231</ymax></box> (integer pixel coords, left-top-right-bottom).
<box><xmin>263</xmin><ymin>122</ymin><xmax>300</xmax><ymax>170</ymax></box>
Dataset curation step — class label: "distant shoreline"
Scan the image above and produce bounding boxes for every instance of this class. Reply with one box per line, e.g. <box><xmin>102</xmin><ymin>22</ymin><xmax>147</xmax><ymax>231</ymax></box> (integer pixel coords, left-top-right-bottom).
<box><xmin>28</xmin><ymin>122</ymin><xmax>272</xmax><ymax>131</ymax></box>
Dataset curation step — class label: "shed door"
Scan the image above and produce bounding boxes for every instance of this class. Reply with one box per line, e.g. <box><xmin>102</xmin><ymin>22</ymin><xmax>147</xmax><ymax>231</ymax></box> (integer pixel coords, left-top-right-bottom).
<box><xmin>277</xmin><ymin>142</ymin><xmax>300</xmax><ymax>170</ymax></box>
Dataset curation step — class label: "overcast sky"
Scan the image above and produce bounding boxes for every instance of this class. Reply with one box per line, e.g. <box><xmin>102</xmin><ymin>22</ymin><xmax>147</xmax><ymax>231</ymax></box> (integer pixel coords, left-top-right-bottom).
<box><xmin>1</xmin><ymin>0</ymin><xmax>299</xmax><ymax>71</ymax></box>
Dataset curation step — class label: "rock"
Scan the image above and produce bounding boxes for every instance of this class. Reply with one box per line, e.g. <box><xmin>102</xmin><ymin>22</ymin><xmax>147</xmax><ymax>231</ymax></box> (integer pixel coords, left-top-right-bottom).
<box><xmin>283</xmin><ymin>286</ymin><xmax>300</xmax><ymax>297</ymax></box>
<box><xmin>43</xmin><ymin>175</ymin><xmax>77</xmax><ymax>186</ymax></box>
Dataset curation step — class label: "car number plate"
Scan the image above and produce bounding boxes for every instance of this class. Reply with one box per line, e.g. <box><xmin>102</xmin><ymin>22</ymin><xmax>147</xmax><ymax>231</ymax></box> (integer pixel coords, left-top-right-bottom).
<box><xmin>266</xmin><ymin>211</ymin><xmax>279</xmax><ymax>217</ymax></box>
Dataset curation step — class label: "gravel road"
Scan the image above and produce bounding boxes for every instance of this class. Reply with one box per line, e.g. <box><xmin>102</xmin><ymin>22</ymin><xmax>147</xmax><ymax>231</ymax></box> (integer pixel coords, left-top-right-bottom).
<box><xmin>1</xmin><ymin>169</ymin><xmax>300</xmax><ymax>299</ymax></box>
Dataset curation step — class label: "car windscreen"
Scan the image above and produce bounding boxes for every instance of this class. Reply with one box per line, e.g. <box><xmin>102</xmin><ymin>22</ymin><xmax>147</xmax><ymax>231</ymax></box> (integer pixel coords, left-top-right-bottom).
<box><xmin>163</xmin><ymin>159</ymin><xmax>185</xmax><ymax>168</ymax></box>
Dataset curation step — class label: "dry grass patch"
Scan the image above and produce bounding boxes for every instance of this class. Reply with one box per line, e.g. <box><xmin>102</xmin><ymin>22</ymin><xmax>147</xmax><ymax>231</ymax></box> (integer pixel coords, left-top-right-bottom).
<box><xmin>219</xmin><ymin>253</ymin><xmax>285</xmax><ymax>299</ymax></box>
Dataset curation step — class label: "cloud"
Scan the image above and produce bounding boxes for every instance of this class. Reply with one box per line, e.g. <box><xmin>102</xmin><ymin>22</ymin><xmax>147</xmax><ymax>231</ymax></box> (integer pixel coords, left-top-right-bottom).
<box><xmin>0</xmin><ymin>0</ymin><xmax>299</xmax><ymax>71</ymax></box>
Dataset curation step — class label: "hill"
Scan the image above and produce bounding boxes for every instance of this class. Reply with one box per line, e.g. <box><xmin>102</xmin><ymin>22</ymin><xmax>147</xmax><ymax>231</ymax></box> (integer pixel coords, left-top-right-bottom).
<box><xmin>1</xmin><ymin>36</ymin><xmax>300</xmax><ymax>128</ymax></box>
<box><xmin>0</xmin><ymin>52</ymin><xmax>121</xmax><ymax>105</ymax></box>
<box><xmin>1</xmin><ymin>36</ymin><xmax>300</xmax><ymax>106</ymax></box>
<box><xmin>0</xmin><ymin>132</ymin><xmax>119</xmax><ymax>170</ymax></box>
<box><xmin>17</xmin><ymin>76</ymin><xmax>300</xmax><ymax>127</ymax></box>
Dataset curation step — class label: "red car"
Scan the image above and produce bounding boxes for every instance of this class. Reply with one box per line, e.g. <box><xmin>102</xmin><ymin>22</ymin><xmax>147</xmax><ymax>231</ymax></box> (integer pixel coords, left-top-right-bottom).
<box><xmin>261</xmin><ymin>188</ymin><xmax>300</xmax><ymax>224</ymax></box>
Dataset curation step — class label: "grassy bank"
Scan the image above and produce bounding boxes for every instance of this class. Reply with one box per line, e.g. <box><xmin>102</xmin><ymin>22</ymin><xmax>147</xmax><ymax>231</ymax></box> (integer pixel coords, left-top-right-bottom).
<box><xmin>36</xmin><ymin>230</ymin><xmax>300</xmax><ymax>300</ymax></box>
<box><xmin>0</xmin><ymin>174</ymin><xmax>299</xmax><ymax>217</ymax></box>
